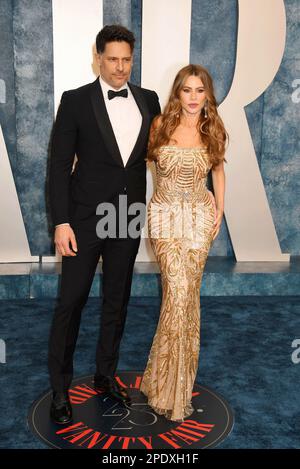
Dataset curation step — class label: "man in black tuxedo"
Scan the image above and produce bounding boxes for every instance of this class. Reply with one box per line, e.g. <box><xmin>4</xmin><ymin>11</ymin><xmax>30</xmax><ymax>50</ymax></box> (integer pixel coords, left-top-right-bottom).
<box><xmin>48</xmin><ymin>25</ymin><xmax>161</xmax><ymax>424</ymax></box>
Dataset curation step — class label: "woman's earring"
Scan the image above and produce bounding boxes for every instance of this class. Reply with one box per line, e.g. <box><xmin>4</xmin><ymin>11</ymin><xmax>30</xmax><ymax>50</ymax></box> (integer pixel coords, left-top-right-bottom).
<box><xmin>204</xmin><ymin>104</ymin><xmax>208</xmax><ymax>118</ymax></box>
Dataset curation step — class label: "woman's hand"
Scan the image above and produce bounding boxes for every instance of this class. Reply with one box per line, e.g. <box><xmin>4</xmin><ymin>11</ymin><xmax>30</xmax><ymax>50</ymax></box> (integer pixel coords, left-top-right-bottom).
<box><xmin>211</xmin><ymin>208</ymin><xmax>223</xmax><ymax>240</ymax></box>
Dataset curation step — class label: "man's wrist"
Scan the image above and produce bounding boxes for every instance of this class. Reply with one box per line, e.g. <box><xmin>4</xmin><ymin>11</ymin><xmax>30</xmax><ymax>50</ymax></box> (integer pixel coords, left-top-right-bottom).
<box><xmin>55</xmin><ymin>223</ymin><xmax>70</xmax><ymax>228</ymax></box>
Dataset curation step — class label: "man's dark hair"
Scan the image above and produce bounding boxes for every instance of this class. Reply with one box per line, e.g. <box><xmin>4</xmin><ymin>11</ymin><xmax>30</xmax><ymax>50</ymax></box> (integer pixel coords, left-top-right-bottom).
<box><xmin>96</xmin><ymin>25</ymin><xmax>135</xmax><ymax>54</ymax></box>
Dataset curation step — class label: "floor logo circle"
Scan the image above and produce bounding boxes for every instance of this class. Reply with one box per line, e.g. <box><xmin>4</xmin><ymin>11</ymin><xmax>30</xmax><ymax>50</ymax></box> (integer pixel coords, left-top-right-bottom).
<box><xmin>28</xmin><ymin>371</ymin><xmax>234</xmax><ymax>449</ymax></box>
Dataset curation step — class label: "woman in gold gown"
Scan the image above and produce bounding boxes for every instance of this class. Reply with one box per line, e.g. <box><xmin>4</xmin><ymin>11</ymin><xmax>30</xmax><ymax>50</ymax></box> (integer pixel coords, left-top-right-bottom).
<box><xmin>140</xmin><ymin>64</ymin><xmax>228</xmax><ymax>421</ymax></box>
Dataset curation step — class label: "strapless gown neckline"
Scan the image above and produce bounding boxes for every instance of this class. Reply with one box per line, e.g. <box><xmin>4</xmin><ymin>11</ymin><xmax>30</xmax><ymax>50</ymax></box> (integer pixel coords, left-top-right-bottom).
<box><xmin>159</xmin><ymin>145</ymin><xmax>207</xmax><ymax>151</ymax></box>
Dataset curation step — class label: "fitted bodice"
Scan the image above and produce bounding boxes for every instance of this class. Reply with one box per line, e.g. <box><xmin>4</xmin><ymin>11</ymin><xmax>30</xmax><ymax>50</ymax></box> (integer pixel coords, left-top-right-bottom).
<box><xmin>151</xmin><ymin>145</ymin><xmax>212</xmax><ymax>203</ymax></box>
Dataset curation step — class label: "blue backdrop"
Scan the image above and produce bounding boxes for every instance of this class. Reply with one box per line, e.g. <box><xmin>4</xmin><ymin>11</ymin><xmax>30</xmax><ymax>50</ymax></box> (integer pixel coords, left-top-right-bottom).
<box><xmin>0</xmin><ymin>0</ymin><xmax>298</xmax><ymax>257</ymax></box>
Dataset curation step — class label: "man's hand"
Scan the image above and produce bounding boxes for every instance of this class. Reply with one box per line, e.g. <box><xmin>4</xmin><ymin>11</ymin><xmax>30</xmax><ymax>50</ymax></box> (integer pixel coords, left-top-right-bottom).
<box><xmin>54</xmin><ymin>225</ymin><xmax>78</xmax><ymax>256</ymax></box>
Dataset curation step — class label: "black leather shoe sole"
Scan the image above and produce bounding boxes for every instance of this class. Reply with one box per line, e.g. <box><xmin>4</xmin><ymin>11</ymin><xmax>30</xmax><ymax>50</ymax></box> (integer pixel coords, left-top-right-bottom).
<box><xmin>50</xmin><ymin>402</ymin><xmax>73</xmax><ymax>425</ymax></box>
<box><xmin>93</xmin><ymin>378</ymin><xmax>131</xmax><ymax>405</ymax></box>
<box><xmin>104</xmin><ymin>388</ymin><xmax>131</xmax><ymax>405</ymax></box>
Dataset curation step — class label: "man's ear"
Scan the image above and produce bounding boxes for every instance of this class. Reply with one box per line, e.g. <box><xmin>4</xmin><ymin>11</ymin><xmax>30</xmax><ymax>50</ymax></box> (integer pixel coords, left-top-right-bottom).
<box><xmin>96</xmin><ymin>52</ymin><xmax>102</xmax><ymax>66</ymax></box>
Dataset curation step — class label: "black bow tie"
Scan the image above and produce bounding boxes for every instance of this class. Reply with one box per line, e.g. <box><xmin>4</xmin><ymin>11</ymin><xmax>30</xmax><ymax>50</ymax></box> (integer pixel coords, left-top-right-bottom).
<box><xmin>107</xmin><ymin>89</ymin><xmax>128</xmax><ymax>100</ymax></box>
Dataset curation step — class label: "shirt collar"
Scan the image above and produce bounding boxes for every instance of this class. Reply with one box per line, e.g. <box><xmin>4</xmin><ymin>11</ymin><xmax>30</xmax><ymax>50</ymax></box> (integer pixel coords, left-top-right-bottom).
<box><xmin>99</xmin><ymin>75</ymin><xmax>129</xmax><ymax>100</ymax></box>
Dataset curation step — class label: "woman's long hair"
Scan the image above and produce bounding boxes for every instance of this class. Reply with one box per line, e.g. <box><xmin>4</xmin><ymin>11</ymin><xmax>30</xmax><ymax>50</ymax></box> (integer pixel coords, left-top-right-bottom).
<box><xmin>147</xmin><ymin>64</ymin><xmax>228</xmax><ymax>167</ymax></box>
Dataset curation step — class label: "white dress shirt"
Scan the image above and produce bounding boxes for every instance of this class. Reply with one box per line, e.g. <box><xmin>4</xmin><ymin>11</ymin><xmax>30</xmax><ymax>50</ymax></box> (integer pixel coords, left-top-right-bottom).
<box><xmin>56</xmin><ymin>75</ymin><xmax>142</xmax><ymax>228</ymax></box>
<box><xmin>99</xmin><ymin>75</ymin><xmax>142</xmax><ymax>166</ymax></box>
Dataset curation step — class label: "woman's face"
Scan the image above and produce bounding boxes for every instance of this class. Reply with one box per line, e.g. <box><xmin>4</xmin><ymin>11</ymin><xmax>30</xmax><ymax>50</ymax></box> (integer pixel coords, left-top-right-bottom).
<box><xmin>179</xmin><ymin>75</ymin><xmax>207</xmax><ymax>116</ymax></box>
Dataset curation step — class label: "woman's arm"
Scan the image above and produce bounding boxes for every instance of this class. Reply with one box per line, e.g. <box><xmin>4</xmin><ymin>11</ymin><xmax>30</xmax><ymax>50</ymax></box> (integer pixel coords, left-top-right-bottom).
<box><xmin>211</xmin><ymin>160</ymin><xmax>225</xmax><ymax>240</ymax></box>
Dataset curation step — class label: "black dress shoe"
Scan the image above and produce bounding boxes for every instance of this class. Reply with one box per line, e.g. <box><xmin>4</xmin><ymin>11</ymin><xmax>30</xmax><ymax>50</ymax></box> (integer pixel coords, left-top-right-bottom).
<box><xmin>93</xmin><ymin>375</ymin><xmax>131</xmax><ymax>405</ymax></box>
<box><xmin>50</xmin><ymin>391</ymin><xmax>73</xmax><ymax>425</ymax></box>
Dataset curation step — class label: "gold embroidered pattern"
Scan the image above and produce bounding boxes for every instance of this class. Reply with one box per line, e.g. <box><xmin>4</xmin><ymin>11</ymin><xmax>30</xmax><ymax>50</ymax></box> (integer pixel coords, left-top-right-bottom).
<box><xmin>140</xmin><ymin>146</ymin><xmax>215</xmax><ymax>422</ymax></box>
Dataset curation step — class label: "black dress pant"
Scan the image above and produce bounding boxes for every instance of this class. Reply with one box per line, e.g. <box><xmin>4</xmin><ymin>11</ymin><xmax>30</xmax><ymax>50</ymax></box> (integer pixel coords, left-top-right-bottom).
<box><xmin>48</xmin><ymin>201</ymin><xmax>141</xmax><ymax>392</ymax></box>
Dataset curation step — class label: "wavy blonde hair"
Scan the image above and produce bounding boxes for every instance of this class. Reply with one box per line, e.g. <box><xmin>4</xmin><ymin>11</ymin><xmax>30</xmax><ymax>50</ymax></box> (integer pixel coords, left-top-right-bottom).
<box><xmin>147</xmin><ymin>64</ymin><xmax>228</xmax><ymax>167</ymax></box>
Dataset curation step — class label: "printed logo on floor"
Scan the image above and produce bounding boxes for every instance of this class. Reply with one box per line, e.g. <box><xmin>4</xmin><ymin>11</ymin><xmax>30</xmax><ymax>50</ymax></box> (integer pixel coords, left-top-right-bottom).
<box><xmin>28</xmin><ymin>371</ymin><xmax>234</xmax><ymax>449</ymax></box>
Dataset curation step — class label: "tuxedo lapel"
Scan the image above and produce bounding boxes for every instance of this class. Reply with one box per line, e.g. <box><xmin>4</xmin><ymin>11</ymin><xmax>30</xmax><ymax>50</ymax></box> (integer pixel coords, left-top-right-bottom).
<box><xmin>126</xmin><ymin>82</ymin><xmax>150</xmax><ymax>167</ymax></box>
<box><xmin>89</xmin><ymin>78</ymin><xmax>150</xmax><ymax>168</ymax></box>
<box><xmin>89</xmin><ymin>78</ymin><xmax>124</xmax><ymax>167</ymax></box>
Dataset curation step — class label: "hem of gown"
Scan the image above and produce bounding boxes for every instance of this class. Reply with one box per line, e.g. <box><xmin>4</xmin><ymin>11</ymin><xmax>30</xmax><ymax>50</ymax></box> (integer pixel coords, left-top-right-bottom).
<box><xmin>148</xmin><ymin>403</ymin><xmax>195</xmax><ymax>422</ymax></box>
<box><xmin>141</xmin><ymin>389</ymin><xmax>194</xmax><ymax>422</ymax></box>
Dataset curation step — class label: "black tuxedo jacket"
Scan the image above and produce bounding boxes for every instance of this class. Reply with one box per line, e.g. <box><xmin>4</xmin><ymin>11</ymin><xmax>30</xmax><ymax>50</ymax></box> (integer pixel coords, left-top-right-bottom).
<box><xmin>49</xmin><ymin>77</ymin><xmax>161</xmax><ymax>227</ymax></box>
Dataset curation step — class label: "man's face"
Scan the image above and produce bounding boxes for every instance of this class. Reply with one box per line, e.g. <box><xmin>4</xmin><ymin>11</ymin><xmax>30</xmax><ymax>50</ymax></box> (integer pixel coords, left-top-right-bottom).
<box><xmin>97</xmin><ymin>41</ymin><xmax>133</xmax><ymax>89</ymax></box>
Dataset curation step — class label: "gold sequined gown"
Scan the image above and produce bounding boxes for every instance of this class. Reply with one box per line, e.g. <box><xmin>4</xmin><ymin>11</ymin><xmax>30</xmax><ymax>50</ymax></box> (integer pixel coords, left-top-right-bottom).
<box><xmin>140</xmin><ymin>145</ymin><xmax>215</xmax><ymax>422</ymax></box>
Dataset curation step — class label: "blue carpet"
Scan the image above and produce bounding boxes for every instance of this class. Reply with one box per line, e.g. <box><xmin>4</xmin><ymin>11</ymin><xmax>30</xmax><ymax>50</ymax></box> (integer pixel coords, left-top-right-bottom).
<box><xmin>0</xmin><ymin>296</ymin><xmax>299</xmax><ymax>449</ymax></box>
